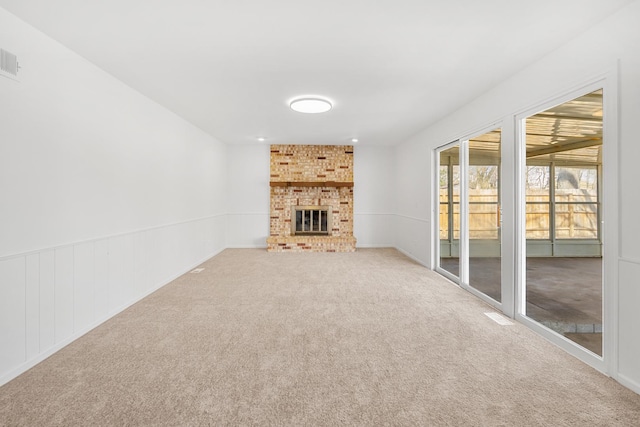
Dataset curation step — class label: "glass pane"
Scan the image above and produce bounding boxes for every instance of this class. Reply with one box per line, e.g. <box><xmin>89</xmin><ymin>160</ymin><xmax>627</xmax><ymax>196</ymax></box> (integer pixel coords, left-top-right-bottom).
<box><xmin>439</xmin><ymin>144</ymin><xmax>460</xmax><ymax>279</ymax></box>
<box><xmin>555</xmin><ymin>204</ymin><xmax>598</xmax><ymax>239</ymax></box>
<box><xmin>526</xmin><ymin>166</ymin><xmax>550</xmax><ymax>201</ymax></box>
<box><xmin>452</xmin><ymin>202</ymin><xmax>460</xmax><ymax>240</ymax></box>
<box><xmin>295</xmin><ymin>210</ymin><xmax>303</xmax><ymax>232</ymax></box>
<box><xmin>452</xmin><ymin>165</ymin><xmax>460</xmax><ymax>203</ymax></box>
<box><xmin>439</xmin><ymin>165</ymin><xmax>449</xmax><ymax>240</ymax></box>
<box><xmin>524</xmin><ymin>89</ymin><xmax>603</xmax><ymax>356</ymax></box>
<box><xmin>439</xmin><ymin>165</ymin><xmax>449</xmax><ymax>200</ymax></box>
<box><xmin>439</xmin><ymin>203</ymin><xmax>449</xmax><ymax>239</ymax></box>
<box><xmin>555</xmin><ymin>167</ymin><xmax>598</xmax><ymax>202</ymax></box>
<box><xmin>468</xmin><ymin>128</ymin><xmax>501</xmax><ymax>302</ymax></box>
<box><xmin>469</xmin><ymin>203</ymin><xmax>499</xmax><ymax>239</ymax></box>
<box><xmin>526</xmin><ymin>203</ymin><xmax>550</xmax><ymax>239</ymax></box>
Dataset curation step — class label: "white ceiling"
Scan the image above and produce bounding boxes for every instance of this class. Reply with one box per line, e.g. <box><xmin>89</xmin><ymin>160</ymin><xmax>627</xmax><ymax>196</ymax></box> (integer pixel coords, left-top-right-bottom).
<box><xmin>0</xmin><ymin>0</ymin><xmax>632</xmax><ymax>146</ymax></box>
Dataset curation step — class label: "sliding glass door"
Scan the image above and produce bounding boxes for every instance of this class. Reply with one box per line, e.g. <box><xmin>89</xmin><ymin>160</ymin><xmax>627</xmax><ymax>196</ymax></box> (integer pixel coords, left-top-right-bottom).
<box><xmin>520</xmin><ymin>89</ymin><xmax>604</xmax><ymax>357</ymax></box>
<box><xmin>437</xmin><ymin>127</ymin><xmax>502</xmax><ymax>305</ymax></box>
<box><xmin>468</xmin><ymin>129</ymin><xmax>502</xmax><ymax>303</ymax></box>
<box><xmin>436</xmin><ymin>83</ymin><xmax>611</xmax><ymax>372</ymax></box>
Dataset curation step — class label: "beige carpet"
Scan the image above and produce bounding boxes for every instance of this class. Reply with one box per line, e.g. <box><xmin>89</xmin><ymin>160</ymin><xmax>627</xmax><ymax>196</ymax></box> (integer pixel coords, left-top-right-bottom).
<box><xmin>1</xmin><ymin>248</ymin><xmax>639</xmax><ymax>426</ymax></box>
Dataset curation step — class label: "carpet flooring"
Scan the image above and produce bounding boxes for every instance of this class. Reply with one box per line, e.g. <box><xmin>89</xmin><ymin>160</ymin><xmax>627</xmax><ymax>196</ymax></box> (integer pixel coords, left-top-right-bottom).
<box><xmin>1</xmin><ymin>248</ymin><xmax>639</xmax><ymax>426</ymax></box>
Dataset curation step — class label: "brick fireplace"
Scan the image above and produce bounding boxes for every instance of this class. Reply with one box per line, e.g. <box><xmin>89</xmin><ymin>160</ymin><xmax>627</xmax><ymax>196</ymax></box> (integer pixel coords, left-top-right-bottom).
<box><xmin>266</xmin><ymin>144</ymin><xmax>356</xmax><ymax>252</ymax></box>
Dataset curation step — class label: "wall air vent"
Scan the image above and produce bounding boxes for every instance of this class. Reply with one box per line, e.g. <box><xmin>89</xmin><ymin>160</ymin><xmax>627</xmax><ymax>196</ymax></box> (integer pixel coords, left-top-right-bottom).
<box><xmin>1</xmin><ymin>49</ymin><xmax>20</xmax><ymax>81</ymax></box>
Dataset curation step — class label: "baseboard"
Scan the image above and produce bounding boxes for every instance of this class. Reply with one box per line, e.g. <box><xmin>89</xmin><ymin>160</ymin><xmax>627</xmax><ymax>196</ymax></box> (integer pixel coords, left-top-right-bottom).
<box><xmin>0</xmin><ymin>247</ymin><xmax>225</xmax><ymax>387</ymax></box>
<box><xmin>617</xmin><ymin>373</ymin><xmax>640</xmax><ymax>396</ymax></box>
<box><xmin>394</xmin><ymin>246</ymin><xmax>430</xmax><ymax>268</ymax></box>
<box><xmin>356</xmin><ymin>244</ymin><xmax>394</xmax><ymax>248</ymax></box>
<box><xmin>225</xmin><ymin>245</ymin><xmax>268</xmax><ymax>249</ymax></box>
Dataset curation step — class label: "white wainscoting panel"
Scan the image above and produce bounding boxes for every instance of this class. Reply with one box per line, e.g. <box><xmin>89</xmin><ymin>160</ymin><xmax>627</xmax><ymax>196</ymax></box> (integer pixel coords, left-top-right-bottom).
<box><xmin>25</xmin><ymin>254</ymin><xmax>40</xmax><ymax>360</ymax></box>
<box><xmin>618</xmin><ymin>259</ymin><xmax>640</xmax><ymax>394</ymax></box>
<box><xmin>226</xmin><ymin>213</ymin><xmax>269</xmax><ymax>248</ymax></box>
<box><xmin>39</xmin><ymin>250</ymin><xmax>56</xmax><ymax>353</ymax></box>
<box><xmin>94</xmin><ymin>240</ymin><xmax>110</xmax><ymax>323</ymax></box>
<box><xmin>73</xmin><ymin>242</ymin><xmax>95</xmax><ymax>332</ymax></box>
<box><xmin>0</xmin><ymin>257</ymin><xmax>26</xmax><ymax>376</ymax></box>
<box><xmin>354</xmin><ymin>213</ymin><xmax>395</xmax><ymax>248</ymax></box>
<box><xmin>393</xmin><ymin>214</ymin><xmax>430</xmax><ymax>267</ymax></box>
<box><xmin>0</xmin><ymin>214</ymin><xmax>227</xmax><ymax>386</ymax></box>
<box><xmin>54</xmin><ymin>246</ymin><xmax>75</xmax><ymax>346</ymax></box>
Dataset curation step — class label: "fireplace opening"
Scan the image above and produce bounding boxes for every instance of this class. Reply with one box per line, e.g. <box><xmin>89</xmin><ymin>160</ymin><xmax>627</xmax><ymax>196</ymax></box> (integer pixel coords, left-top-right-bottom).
<box><xmin>292</xmin><ymin>206</ymin><xmax>331</xmax><ymax>235</ymax></box>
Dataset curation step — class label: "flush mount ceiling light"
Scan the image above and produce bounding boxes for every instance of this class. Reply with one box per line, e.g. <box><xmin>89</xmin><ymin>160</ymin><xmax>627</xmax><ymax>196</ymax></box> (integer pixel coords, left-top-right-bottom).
<box><xmin>351</xmin><ymin>138</ymin><xmax>359</xmax><ymax>143</ymax></box>
<box><xmin>290</xmin><ymin>97</ymin><xmax>332</xmax><ymax>114</ymax></box>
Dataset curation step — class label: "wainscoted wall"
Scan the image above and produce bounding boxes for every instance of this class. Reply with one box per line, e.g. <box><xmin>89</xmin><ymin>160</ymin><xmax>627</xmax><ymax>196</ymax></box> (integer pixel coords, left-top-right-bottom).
<box><xmin>393</xmin><ymin>215</ymin><xmax>431</xmax><ymax>266</ymax></box>
<box><xmin>392</xmin><ymin>1</ymin><xmax>640</xmax><ymax>393</ymax></box>
<box><xmin>618</xmin><ymin>259</ymin><xmax>640</xmax><ymax>393</ymax></box>
<box><xmin>352</xmin><ymin>213</ymin><xmax>395</xmax><ymax>248</ymax></box>
<box><xmin>226</xmin><ymin>145</ymin><xmax>270</xmax><ymax>248</ymax></box>
<box><xmin>0</xmin><ymin>9</ymin><xmax>229</xmax><ymax>386</ymax></box>
<box><xmin>0</xmin><ymin>215</ymin><xmax>226</xmax><ymax>386</ymax></box>
<box><xmin>352</xmin><ymin>145</ymin><xmax>396</xmax><ymax>248</ymax></box>
<box><xmin>394</xmin><ymin>137</ymin><xmax>431</xmax><ymax>267</ymax></box>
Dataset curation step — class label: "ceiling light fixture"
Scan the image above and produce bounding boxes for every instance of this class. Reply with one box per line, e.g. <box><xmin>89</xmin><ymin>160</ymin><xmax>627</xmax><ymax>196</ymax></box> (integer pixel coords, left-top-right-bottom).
<box><xmin>257</xmin><ymin>137</ymin><xmax>266</xmax><ymax>142</ymax></box>
<box><xmin>351</xmin><ymin>138</ymin><xmax>359</xmax><ymax>143</ymax></box>
<box><xmin>290</xmin><ymin>97</ymin><xmax>332</xmax><ymax>114</ymax></box>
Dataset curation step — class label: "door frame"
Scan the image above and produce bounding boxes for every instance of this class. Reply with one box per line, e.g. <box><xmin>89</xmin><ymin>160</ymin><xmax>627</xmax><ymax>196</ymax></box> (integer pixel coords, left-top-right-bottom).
<box><xmin>514</xmin><ymin>74</ymin><xmax>619</xmax><ymax>375</ymax></box>
<box><xmin>434</xmin><ymin>121</ymin><xmax>505</xmax><ymax>311</ymax></box>
<box><xmin>434</xmin><ymin>140</ymin><xmax>462</xmax><ymax>285</ymax></box>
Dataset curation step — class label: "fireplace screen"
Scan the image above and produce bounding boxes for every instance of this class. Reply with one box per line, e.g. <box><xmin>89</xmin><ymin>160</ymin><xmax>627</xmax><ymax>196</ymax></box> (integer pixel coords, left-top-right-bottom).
<box><xmin>292</xmin><ymin>206</ymin><xmax>331</xmax><ymax>235</ymax></box>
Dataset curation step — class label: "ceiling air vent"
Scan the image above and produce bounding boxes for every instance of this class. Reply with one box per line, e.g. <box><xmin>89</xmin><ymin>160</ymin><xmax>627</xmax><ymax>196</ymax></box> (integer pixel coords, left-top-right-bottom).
<box><xmin>1</xmin><ymin>49</ymin><xmax>20</xmax><ymax>81</ymax></box>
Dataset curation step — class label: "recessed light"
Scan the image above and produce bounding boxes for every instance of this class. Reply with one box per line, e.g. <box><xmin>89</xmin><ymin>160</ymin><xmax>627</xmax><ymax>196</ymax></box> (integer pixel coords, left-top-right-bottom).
<box><xmin>351</xmin><ymin>138</ymin><xmax>359</xmax><ymax>143</ymax></box>
<box><xmin>290</xmin><ymin>97</ymin><xmax>332</xmax><ymax>114</ymax></box>
<box><xmin>257</xmin><ymin>137</ymin><xmax>266</xmax><ymax>142</ymax></box>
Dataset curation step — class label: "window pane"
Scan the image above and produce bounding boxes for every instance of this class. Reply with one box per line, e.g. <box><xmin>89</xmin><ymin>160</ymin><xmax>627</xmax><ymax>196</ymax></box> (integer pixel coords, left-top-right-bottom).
<box><xmin>468</xmin><ymin>128</ymin><xmax>501</xmax><ymax>303</ymax></box>
<box><xmin>469</xmin><ymin>165</ymin><xmax>499</xmax><ymax>192</ymax></box>
<box><xmin>439</xmin><ymin>203</ymin><xmax>449</xmax><ymax>239</ymax></box>
<box><xmin>452</xmin><ymin>203</ymin><xmax>460</xmax><ymax>240</ymax></box>
<box><xmin>468</xmin><ymin>165</ymin><xmax>499</xmax><ymax>239</ymax></box>
<box><xmin>555</xmin><ymin>167</ymin><xmax>598</xmax><ymax>202</ymax></box>
<box><xmin>526</xmin><ymin>203</ymin><xmax>550</xmax><ymax>239</ymax></box>
<box><xmin>555</xmin><ymin>204</ymin><xmax>598</xmax><ymax>239</ymax></box>
<box><xmin>469</xmin><ymin>203</ymin><xmax>499</xmax><ymax>239</ymax></box>
<box><xmin>451</xmin><ymin>165</ymin><xmax>460</xmax><ymax>203</ymax></box>
<box><xmin>440</xmin><ymin>165</ymin><xmax>448</xmax><ymax>201</ymax></box>
<box><xmin>526</xmin><ymin>166</ymin><xmax>550</xmax><ymax>202</ymax></box>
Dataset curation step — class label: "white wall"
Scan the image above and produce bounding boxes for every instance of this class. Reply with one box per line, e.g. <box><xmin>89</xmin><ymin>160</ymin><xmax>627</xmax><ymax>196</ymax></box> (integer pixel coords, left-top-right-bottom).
<box><xmin>225</xmin><ymin>144</ymin><xmax>397</xmax><ymax>248</ymax></box>
<box><xmin>393</xmin><ymin>139</ymin><xmax>431</xmax><ymax>265</ymax></box>
<box><xmin>226</xmin><ymin>144</ymin><xmax>270</xmax><ymax>247</ymax></box>
<box><xmin>393</xmin><ymin>1</ymin><xmax>640</xmax><ymax>392</ymax></box>
<box><xmin>354</xmin><ymin>145</ymin><xmax>396</xmax><ymax>247</ymax></box>
<box><xmin>0</xmin><ymin>9</ymin><xmax>227</xmax><ymax>386</ymax></box>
